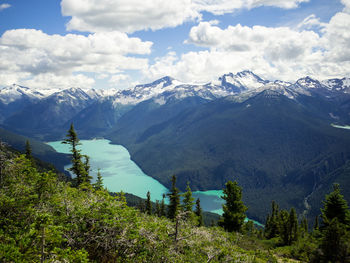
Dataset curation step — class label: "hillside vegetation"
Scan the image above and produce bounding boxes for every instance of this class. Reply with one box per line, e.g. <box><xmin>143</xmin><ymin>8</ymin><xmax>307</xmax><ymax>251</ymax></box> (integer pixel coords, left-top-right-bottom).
<box><xmin>0</xmin><ymin>143</ymin><xmax>286</xmax><ymax>262</ymax></box>
<box><xmin>1</xmin><ymin>138</ymin><xmax>350</xmax><ymax>262</ymax></box>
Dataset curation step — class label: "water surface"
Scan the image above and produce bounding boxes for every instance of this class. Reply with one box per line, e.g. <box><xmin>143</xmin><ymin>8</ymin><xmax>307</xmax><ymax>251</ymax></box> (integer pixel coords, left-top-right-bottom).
<box><xmin>48</xmin><ymin>139</ymin><xmax>263</xmax><ymax>226</ymax></box>
<box><xmin>48</xmin><ymin>139</ymin><xmax>168</xmax><ymax>202</ymax></box>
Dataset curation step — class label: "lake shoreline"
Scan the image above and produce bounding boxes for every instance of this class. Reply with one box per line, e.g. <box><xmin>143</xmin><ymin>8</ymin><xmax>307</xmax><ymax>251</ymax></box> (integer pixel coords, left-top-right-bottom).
<box><xmin>48</xmin><ymin>138</ymin><xmax>263</xmax><ymax>226</ymax></box>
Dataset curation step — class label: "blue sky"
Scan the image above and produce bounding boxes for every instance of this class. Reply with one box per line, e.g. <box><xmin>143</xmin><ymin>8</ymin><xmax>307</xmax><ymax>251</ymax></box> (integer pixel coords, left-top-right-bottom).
<box><xmin>0</xmin><ymin>0</ymin><xmax>349</xmax><ymax>90</ymax></box>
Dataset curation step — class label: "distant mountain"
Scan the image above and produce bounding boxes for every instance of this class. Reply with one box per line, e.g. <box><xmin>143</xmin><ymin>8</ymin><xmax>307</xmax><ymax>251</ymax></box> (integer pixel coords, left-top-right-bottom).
<box><xmin>2</xmin><ymin>71</ymin><xmax>350</xmax><ymax>223</ymax></box>
<box><xmin>68</xmin><ymin>99</ymin><xmax>134</xmax><ymax>138</ymax></box>
<box><xmin>0</xmin><ymin>84</ymin><xmax>46</xmax><ymax>123</ymax></box>
<box><xmin>106</xmin><ymin>79</ymin><xmax>350</xmax><ymax>222</ymax></box>
<box><xmin>218</xmin><ymin>70</ymin><xmax>270</xmax><ymax>93</ymax></box>
<box><xmin>0</xmin><ymin>127</ymin><xmax>70</xmax><ymax>172</ymax></box>
<box><xmin>2</xmin><ymin>72</ymin><xmax>350</xmax><ymax>141</ymax></box>
<box><xmin>3</xmin><ymin>87</ymin><xmax>100</xmax><ymax>140</ymax></box>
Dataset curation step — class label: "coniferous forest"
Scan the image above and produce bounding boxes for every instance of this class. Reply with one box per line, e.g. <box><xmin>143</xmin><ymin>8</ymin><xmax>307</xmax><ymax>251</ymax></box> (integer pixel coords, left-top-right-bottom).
<box><xmin>1</xmin><ymin>126</ymin><xmax>350</xmax><ymax>262</ymax></box>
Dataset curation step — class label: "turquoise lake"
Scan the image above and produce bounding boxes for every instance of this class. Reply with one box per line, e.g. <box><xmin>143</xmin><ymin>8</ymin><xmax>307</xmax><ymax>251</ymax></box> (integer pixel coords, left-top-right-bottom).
<box><xmin>47</xmin><ymin>139</ymin><xmax>225</xmax><ymax>214</ymax></box>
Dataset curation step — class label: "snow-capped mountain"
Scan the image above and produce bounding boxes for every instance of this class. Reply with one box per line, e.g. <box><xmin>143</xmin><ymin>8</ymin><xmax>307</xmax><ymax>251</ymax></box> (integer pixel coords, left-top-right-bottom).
<box><xmin>48</xmin><ymin>87</ymin><xmax>95</xmax><ymax>105</ymax></box>
<box><xmin>2</xmin><ymin>70</ymin><xmax>350</xmax><ymax>139</ymax></box>
<box><xmin>218</xmin><ymin>70</ymin><xmax>270</xmax><ymax>93</ymax></box>
<box><xmin>322</xmin><ymin>78</ymin><xmax>350</xmax><ymax>93</ymax></box>
<box><xmin>293</xmin><ymin>76</ymin><xmax>325</xmax><ymax>89</ymax></box>
<box><xmin>0</xmin><ymin>84</ymin><xmax>45</xmax><ymax>104</ymax></box>
<box><xmin>2</xmin><ymin>71</ymin><xmax>349</xmax><ymax>108</ymax></box>
<box><xmin>109</xmin><ymin>71</ymin><xmax>273</xmax><ymax>106</ymax></box>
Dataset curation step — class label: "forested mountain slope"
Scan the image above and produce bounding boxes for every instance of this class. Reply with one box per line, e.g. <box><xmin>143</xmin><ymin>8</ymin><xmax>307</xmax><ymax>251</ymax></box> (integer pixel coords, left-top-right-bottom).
<box><xmin>108</xmin><ymin>90</ymin><xmax>350</xmax><ymax>222</ymax></box>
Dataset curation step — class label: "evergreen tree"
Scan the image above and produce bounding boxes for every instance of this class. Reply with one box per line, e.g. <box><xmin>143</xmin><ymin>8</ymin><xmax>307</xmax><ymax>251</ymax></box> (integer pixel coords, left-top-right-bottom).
<box><xmin>25</xmin><ymin>140</ymin><xmax>35</xmax><ymax>166</ymax></box>
<box><xmin>243</xmin><ymin>220</ymin><xmax>255</xmax><ymax>236</ymax></box>
<box><xmin>138</xmin><ymin>200</ymin><xmax>145</xmax><ymax>213</ymax></box>
<box><xmin>320</xmin><ymin>218</ymin><xmax>350</xmax><ymax>262</ymax></box>
<box><xmin>288</xmin><ymin>207</ymin><xmax>298</xmax><ymax>244</ymax></box>
<box><xmin>318</xmin><ymin>183</ymin><xmax>350</xmax><ymax>261</ymax></box>
<box><xmin>265</xmin><ymin>201</ymin><xmax>279</xmax><ymax>239</ymax></box>
<box><xmin>195</xmin><ymin>198</ymin><xmax>204</xmax><ymax>227</ymax></box>
<box><xmin>278</xmin><ymin>207</ymin><xmax>299</xmax><ymax>245</ymax></box>
<box><xmin>321</xmin><ymin>183</ymin><xmax>350</xmax><ymax>228</ymax></box>
<box><xmin>82</xmin><ymin>155</ymin><xmax>92</xmax><ymax>184</ymax></box>
<box><xmin>155</xmin><ymin>200</ymin><xmax>161</xmax><ymax>217</ymax></box>
<box><xmin>62</xmin><ymin>123</ymin><xmax>89</xmax><ymax>186</ymax></box>
<box><xmin>25</xmin><ymin>140</ymin><xmax>32</xmax><ymax>159</ymax></box>
<box><xmin>167</xmin><ymin>175</ymin><xmax>180</xmax><ymax>220</ymax></box>
<box><xmin>278</xmin><ymin>210</ymin><xmax>290</xmax><ymax>245</ymax></box>
<box><xmin>145</xmin><ymin>191</ymin><xmax>152</xmax><ymax>215</ymax></box>
<box><xmin>182</xmin><ymin>182</ymin><xmax>195</xmax><ymax>221</ymax></box>
<box><xmin>300</xmin><ymin>216</ymin><xmax>308</xmax><ymax>234</ymax></box>
<box><xmin>160</xmin><ymin>194</ymin><xmax>166</xmax><ymax>217</ymax></box>
<box><xmin>313</xmin><ymin>215</ymin><xmax>319</xmax><ymax>230</ymax></box>
<box><xmin>218</xmin><ymin>181</ymin><xmax>247</xmax><ymax>232</ymax></box>
<box><xmin>93</xmin><ymin>169</ymin><xmax>103</xmax><ymax>191</ymax></box>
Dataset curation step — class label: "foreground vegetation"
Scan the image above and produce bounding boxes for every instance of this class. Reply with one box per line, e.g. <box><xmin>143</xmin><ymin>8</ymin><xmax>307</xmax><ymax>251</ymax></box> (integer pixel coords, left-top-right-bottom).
<box><xmin>0</xmin><ymin>145</ymin><xmax>284</xmax><ymax>262</ymax></box>
<box><xmin>1</xmin><ymin>125</ymin><xmax>350</xmax><ymax>262</ymax></box>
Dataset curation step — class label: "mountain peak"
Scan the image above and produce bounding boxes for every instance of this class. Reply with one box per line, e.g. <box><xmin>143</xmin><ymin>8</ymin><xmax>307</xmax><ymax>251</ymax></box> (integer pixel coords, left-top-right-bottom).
<box><xmin>218</xmin><ymin>71</ymin><xmax>269</xmax><ymax>93</ymax></box>
<box><xmin>135</xmin><ymin>76</ymin><xmax>174</xmax><ymax>90</ymax></box>
<box><xmin>294</xmin><ymin>76</ymin><xmax>323</xmax><ymax>89</ymax></box>
<box><xmin>236</xmin><ymin>70</ymin><xmax>258</xmax><ymax>78</ymax></box>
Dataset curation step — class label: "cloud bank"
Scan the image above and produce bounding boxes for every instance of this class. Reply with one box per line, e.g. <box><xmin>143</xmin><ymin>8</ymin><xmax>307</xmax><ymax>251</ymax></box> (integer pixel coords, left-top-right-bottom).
<box><xmin>147</xmin><ymin>2</ymin><xmax>350</xmax><ymax>83</ymax></box>
<box><xmin>61</xmin><ymin>0</ymin><xmax>309</xmax><ymax>33</ymax></box>
<box><xmin>0</xmin><ymin>29</ymin><xmax>152</xmax><ymax>89</ymax></box>
<box><xmin>0</xmin><ymin>0</ymin><xmax>349</xmax><ymax>90</ymax></box>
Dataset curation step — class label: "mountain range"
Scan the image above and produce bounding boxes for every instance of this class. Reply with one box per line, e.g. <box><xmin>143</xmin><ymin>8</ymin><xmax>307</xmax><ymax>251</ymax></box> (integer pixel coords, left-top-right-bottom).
<box><xmin>1</xmin><ymin>70</ymin><xmax>350</xmax><ymax>223</ymax></box>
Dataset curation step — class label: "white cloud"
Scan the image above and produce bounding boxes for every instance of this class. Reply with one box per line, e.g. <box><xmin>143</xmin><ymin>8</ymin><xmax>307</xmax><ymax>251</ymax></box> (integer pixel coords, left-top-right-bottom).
<box><xmin>194</xmin><ymin>0</ymin><xmax>309</xmax><ymax>15</ymax></box>
<box><xmin>342</xmin><ymin>0</ymin><xmax>350</xmax><ymax>13</ymax></box>
<box><xmin>322</xmin><ymin>12</ymin><xmax>350</xmax><ymax>63</ymax></box>
<box><xmin>109</xmin><ymin>74</ymin><xmax>130</xmax><ymax>85</ymax></box>
<box><xmin>148</xmin><ymin>11</ymin><xmax>350</xmax><ymax>83</ymax></box>
<box><xmin>297</xmin><ymin>14</ymin><xmax>327</xmax><ymax>30</ymax></box>
<box><xmin>61</xmin><ymin>0</ymin><xmax>308</xmax><ymax>33</ymax></box>
<box><xmin>22</xmin><ymin>73</ymin><xmax>96</xmax><ymax>90</ymax></box>
<box><xmin>0</xmin><ymin>3</ymin><xmax>11</xmax><ymax>11</ymax></box>
<box><xmin>97</xmin><ymin>73</ymin><xmax>109</xmax><ymax>80</ymax></box>
<box><xmin>61</xmin><ymin>0</ymin><xmax>200</xmax><ymax>33</ymax></box>
<box><xmin>0</xmin><ymin>29</ymin><xmax>152</xmax><ymax>89</ymax></box>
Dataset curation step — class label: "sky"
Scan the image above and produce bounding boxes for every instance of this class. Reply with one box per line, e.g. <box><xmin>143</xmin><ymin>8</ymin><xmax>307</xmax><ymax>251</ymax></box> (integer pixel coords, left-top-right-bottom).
<box><xmin>0</xmin><ymin>0</ymin><xmax>349</xmax><ymax>90</ymax></box>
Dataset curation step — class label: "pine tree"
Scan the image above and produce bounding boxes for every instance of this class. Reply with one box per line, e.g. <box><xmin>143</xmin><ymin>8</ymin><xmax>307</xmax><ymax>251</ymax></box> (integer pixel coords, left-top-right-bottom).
<box><xmin>218</xmin><ymin>181</ymin><xmax>247</xmax><ymax>232</ymax></box>
<box><xmin>160</xmin><ymin>194</ymin><xmax>166</xmax><ymax>217</ymax></box>
<box><xmin>62</xmin><ymin>123</ymin><xmax>89</xmax><ymax>186</ymax></box>
<box><xmin>195</xmin><ymin>198</ymin><xmax>204</xmax><ymax>227</ymax></box>
<box><xmin>300</xmin><ymin>216</ymin><xmax>308</xmax><ymax>234</ymax></box>
<box><xmin>145</xmin><ymin>191</ymin><xmax>152</xmax><ymax>215</ymax></box>
<box><xmin>25</xmin><ymin>140</ymin><xmax>32</xmax><ymax>159</ymax></box>
<box><xmin>82</xmin><ymin>155</ymin><xmax>92</xmax><ymax>184</ymax></box>
<box><xmin>93</xmin><ymin>169</ymin><xmax>103</xmax><ymax>191</ymax></box>
<box><xmin>25</xmin><ymin>140</ymin><xmax>35</xmax><ymax>166</ymax></box>
<box><xmin>321</xmin><ymin>183</ymin><xmax>350</xmax><ymax>228</ymax></box>
<box><xmin>320</xmin><ymin>218</ymin><xmax>349</xmax><ymax>262</ymax></box>
<box><xmin>167</xmin><ymin>175</ymin><xmax>180</xmax><ymax>220</ymax></box>
<box><xmin>319</xmin><ymin>183</ymin><xmax>350</xmax><ymax>261</ymax></box>
<box><xmin>313</xmin><ymin>215</ymin><xmax>319</xmax><ymax>230</ymax></box>
<box><xmin>182</xmin><ymin>182</ymin><xmax>195</xmax><ymax>221</ymax></box>
<box><xmin>288</xmin><ymin>207</ymin><xmax>298</xmax><ymax>245</ymax></box>
<box><xmin>278</xmin><ymin>209</ymin><xmax>290</xmax><ymax>245</ymax></box>
<box><xmin>138</xmin><ymin>200</ymin><xmax>145</xmax><ymax>213</ymax></box>
<box><xmin>265</xmin><ymin>201</ymin><xmax>280</xmax><ymax>239</ymax></box>
<box><xmin>155</xmin><ymin>200</ymin><xmax>161</xmax><ymax>217</ymax></box>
